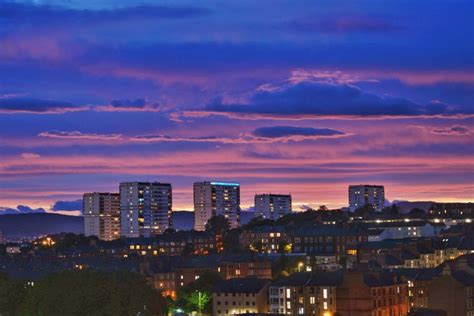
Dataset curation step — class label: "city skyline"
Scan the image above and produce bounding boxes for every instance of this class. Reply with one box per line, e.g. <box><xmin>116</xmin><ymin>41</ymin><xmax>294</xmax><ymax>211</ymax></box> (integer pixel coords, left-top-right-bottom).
<box><xmin>1</xmin><ymin>0</ymin><xmax>473</xmax><ymax>215</ymax></box>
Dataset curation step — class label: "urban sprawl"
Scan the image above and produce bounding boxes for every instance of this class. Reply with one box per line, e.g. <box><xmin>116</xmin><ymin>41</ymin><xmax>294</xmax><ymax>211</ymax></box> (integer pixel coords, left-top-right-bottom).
<box><xmin>1</xmin><ymin>182</ymin><xmax>473</xmax><ymax>316</ymax></box>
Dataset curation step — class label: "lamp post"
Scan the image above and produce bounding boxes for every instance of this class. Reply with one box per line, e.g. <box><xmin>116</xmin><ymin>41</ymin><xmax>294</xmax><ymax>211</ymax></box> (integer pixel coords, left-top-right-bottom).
<box><xmin>196</xmin><ymin>290</ymin><xmax>202</xmax><ymax>315</ymax></box>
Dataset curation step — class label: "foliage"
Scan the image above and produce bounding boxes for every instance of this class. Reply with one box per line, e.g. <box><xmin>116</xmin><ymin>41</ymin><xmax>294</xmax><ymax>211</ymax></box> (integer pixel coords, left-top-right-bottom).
<box><xmin>241</xmin><ymin>217</ymin><xmax>275</xmax><ymax>230</ymax></box>
<box><xmin>0</xmin><ymin>273</ymin><xmax>28</xmax><ymax>316</ymax></box>
<box><xmin>5</xmin><ymin>271</ymin><xmax>169</xmax><ymax>316</ymax></box>
<box><xmin>182</xmin><ymin>242</ymin><xmax>195</xmax><ymax>256</ymax></box>
<box><xmin>174</xmin><ymin>270</ymin><xmax>223</xmax><ymax>314</ymax></box>
<box><xmin>278</xmin><ymin>241</ymin><xmax>291</xmax><ymax>254</ymax></box>
<box><xmin>222</xmin><ymin>228</ymin><xmax>243</xmax><ymax>253</ymax></box>
<box><xmin>205</xmin><ymin>215</ymin><xmax>230</xmax><ymax>235</ymax></box>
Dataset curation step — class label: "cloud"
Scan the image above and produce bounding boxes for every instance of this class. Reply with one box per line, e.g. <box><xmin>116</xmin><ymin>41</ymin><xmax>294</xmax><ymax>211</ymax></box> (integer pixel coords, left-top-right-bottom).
<box><xmin>0</xmin><ymin>97</ymin><xmax>85</xmax><ymax>114</ymax></box>
<box><xmin>290</xmin><ymin>16</ymin><xmax>401</xmax><ymax>33</ymax></box>
<box><xmin>38</xmin><ymin>130</ymin><xmax>123</xmax><ymax>141</ymax></box>
<box><xmin>95</xmin><ymin>99</ymin><xmax>163</xmax><ymax>112</ymax></box>
<box><xmin>0</xmin><ymin>205</ymin><xmax>46</xmax><ymax>215</ymax></box>
<box><xmin>252</xmin><ymin>126</ymin><xmax>344</xmax><ymax>138</ymax></box>
<box><xmin>196</xmin><ymin>81</ymin><xmax>470</xmax><ymax>119</ymax></box>
<box><xmin>20</xmin><ymin>153</ymin><xmax>41</xmax><ymax>159</ymax></box>
<box><xmin>432</xmin><ymin>125</ymin><xmax>472</xmax><ymax>136</ymax></box>
<box><xmin>130</xmin><ymin>126</ymin><xmax>346</xmax><ymax>144</ymax></box>
<box><xmin>0</xmin><ymin>2</ymin><xmax>210</xmax><ymax>26</ymax></box>
<box><xmin>51</xmin><ymin>199</ymin><xmax>83</xmax><ymax>212</ymax></box>
<box><xmin>0</xmin><ymin>96</ymin><xmax>165</xmax><ymax>114</ymax></box>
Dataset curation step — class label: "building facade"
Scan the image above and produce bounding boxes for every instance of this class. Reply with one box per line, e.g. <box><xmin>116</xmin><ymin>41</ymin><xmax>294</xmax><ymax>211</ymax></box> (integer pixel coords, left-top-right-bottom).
<box><xmin>254</xmin><ymin>194</ymin><xmax>292</xmax><ymax>220</ymax></box>
<box><xmin>336</xmin><ymin>271</ymin><xmax>409</xmax><ymax>316</ymax></box>
<box><xmin>268</xmin><ymin>271</ymin><xmax>339</xmax><ymax>315</ymax></box>
<box><xmin>194</xmin><ymin>181</ymin><xmax>240</xmax><ymax>231</ymax></box>
<box><xmin>349</xmin><ymin>184</ymin><xmax>385</xmax><ymax>212</ymax></box>
<box><xmin>213</xmin><ymin>278</ymin><xmax>270</xmax><ymax>316</ymax></box>
<box><xmin>120</xmin><ymin>182</ymin><xmax>172</xmax><ymax>238</ymax></box>
<box><xmin>83</xmin><ymin>192</ymin><xmax>121</xmax><ymax>241</ymax></box>
<box><xmin>239</xmin><ymin>225</ymin><xmax>290</xmax><ymax>254</ymax></box>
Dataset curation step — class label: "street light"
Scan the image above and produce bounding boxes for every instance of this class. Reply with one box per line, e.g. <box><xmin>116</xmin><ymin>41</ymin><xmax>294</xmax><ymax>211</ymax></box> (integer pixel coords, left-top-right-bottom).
<box><xmin>298</xmin><ymin>262</ymin><xmax>304</xmax><ymax>272</ymax></box>
<box><xmin>196</xmin><ymin>290</ymin><xmax>202</xmax><ymax>315</ymax></box>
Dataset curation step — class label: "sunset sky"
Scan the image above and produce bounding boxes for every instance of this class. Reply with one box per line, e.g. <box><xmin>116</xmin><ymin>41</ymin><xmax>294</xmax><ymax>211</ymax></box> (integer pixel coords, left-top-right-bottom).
<box><xmin>0</xmin><ymin>0</ymin><xmax>473</xmax><ymax>215</ymax></box>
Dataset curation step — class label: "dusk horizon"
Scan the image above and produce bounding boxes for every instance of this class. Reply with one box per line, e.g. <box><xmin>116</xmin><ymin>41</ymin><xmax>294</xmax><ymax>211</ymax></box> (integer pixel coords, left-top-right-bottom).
<box><xmin>1</xmin><ymin>1</ymin><xmax>473</xmax><ymax>217</ymax></box>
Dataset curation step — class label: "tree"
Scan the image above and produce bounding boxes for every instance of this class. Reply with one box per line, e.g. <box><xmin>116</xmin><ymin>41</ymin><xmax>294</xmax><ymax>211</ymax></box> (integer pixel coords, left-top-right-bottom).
<box><xmin>242</xmin><ymin>217</ymin><xmax>274</xmax><ymax>230</ymax></box>
<box><xmin>19</xmin><ymin>271</ymin><xmax>169</xmax><ymax>316</ymax></box>
<box><xmin>205</xmin><ymin>215</ymin><xmax>230</xmax><ymax>235</ymax></box>
<box><xmin>182</xmin><ymin>242</ymin><xmax>195</xmax><ymax>256</ymax></box>
<box><xmin>317</xmin><ymin>205</ymin><xmax>329</xmax><ymax>212</ymax></box>
<box><xmin>410</xmin><ymin>208</ymin><xmax>426</xmax><ymax>217</ymax></box>
<box><xmin>278</xmin><ymin>241</ymin><xmax>291</xmax><ymax>254</ymax></box>
<box><xmin>0</xmin><ymin>273</ymin><xmax>27</xmax><ymax>315</ymax></box>
<box><xmin>174</xmin><ymin>270</ymin><xmax>223</xmax><ymax>314</ymax></box>
<box><xmin>251</xmin><ymin>240</ymin><xmax>264</xmax><ymax>253</ymax></box>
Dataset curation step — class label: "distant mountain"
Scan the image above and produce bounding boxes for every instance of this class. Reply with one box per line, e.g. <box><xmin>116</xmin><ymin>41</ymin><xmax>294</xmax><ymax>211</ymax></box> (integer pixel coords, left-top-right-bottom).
<box><xmin>172</xmin><ymin>211</ymin><xmax>194</xmax><ymax>231</ymax></box>
<box><xmin>0</xmin><ymin>210</ymin><xmax>255</xmax><ymax>241</ymax></box>
<box><xmin>0</xmin><ymin>213</ymin><xmax>83</xmax><ymax>241</ymax></box>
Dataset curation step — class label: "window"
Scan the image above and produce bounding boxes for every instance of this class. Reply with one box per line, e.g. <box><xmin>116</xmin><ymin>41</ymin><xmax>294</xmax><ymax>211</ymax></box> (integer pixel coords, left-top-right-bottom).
<box><xmin>310</xmin><ymin>296</ymin><xmax>315</xmax><ymax>304</ymax></box>
<box><xmin>323</xmin><ymin>288</ymin><xmax>328</xmax><ymax>299</ymax></box>
<box><xmin>323</xmin><ymin>301</ymin><xmax>328</xmax><ymax>310</ymax></box>
<box><xmin>286</xmin><ymin>288</ymin><xmax>291</xmax><ymax>299</ymax></box>
<box><xmin>298</xmin><ymin>307</ymin><xmax>304</xmax><ymax>314</ymax></box>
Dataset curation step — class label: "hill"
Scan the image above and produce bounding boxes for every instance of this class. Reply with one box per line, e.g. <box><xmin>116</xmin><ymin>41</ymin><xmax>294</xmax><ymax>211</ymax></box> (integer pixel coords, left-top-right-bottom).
<box><xmin>0</xmin><ymin>213</ymin><xmax>83</xmax><ymax>241</ymax></box>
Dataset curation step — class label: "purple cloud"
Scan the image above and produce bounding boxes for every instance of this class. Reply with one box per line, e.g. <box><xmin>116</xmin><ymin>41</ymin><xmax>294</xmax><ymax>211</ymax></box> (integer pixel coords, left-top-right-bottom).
<box><xmin>0</xmin><ymin>97</ymin><xmax>84</xmax><ymax>114</ymax></box>
<box><xmin>290</xmin><ymin>16</ymin><xmax>401</xmax><ymax>33</ymax></box>
<box><xmin>0</xmin><ymin>2</ymin><xmax>210</xmax><ymax>26</ymax></box>
<box><xmin>202</xmin><ymin>81</ymin><xmax>461</xmax><ymax>118</ymax></box>
<box><xmin>252</xmin><ymin>126</ymin><xmax>344</xmax><ymax>138</ymax></box>
<box><xmin>51</xmin><ymin>199</ymin><xmax>83</xmax><ymax>212</ymax></box>
<box><xmin>432</xmin><ymin>125</ymin><xmax>472</xmax><ymax>135</ymax></box>
<box><xmin>0</xmin><ymin>205</ymin><xmax>46</xmax><ymax>215</ymax></box>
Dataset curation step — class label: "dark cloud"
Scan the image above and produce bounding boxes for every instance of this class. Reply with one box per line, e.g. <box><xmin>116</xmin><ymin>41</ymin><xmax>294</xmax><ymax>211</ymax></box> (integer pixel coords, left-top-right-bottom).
<box><xmin>203</xmin><ymin>82</ymin><xmax>467</xmax><ymax>117</ymax></box>
<box><xmin>0</xmin><ymin>205</ymin><xmax>46</xmax><ymax>215</ymax></box>
<box><xmin>432</xmin><ymin>125</ymin><xmax>471</xmax><ymax>135</ymax></box>
<box><xmin>51</xmin><ymin>199</ymin><xmax>83</xmax><ymax>212</ymax></box>
<box><xmin>0</xmin><ymin>1</ymin><xmax>210</xmax><ymax>26</ymax></box>
<box><xmin>110</xmin><ymin>98</ymin><xmax>147</xmax><ymax>108</ymax></box>
<box><xmin>0</xmin><ymin>97</ymin><xmax>83</xmax><ymax>114</ymax></box>
<box><xmin>290</xmin><ymin>16</ymin><xmax>401</xmax><ymax>33</ymax></box>
<box><xmin>0</xmin><ymin>96</ymin><xmax>163</xmax><ymax>114</ymax></box>
<box><xmin>252</xmin><ymin>126</ymin><xmax>344</xmax><ymax>138</ymax></box>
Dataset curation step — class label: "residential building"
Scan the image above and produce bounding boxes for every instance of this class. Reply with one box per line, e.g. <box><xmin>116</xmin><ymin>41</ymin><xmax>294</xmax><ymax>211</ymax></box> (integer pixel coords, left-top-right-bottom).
<box><xmin>268</xmin><ymin>271</ymin><xmax>339</xmax><ymax>315</ymax></box>
<box><xmin>254</xmin><ymin>194</ymin><xmax>292</xmax><ymax>220</ymax></box>
<box><xmin>428</xmin><ymin>202</ymin><xmax>474</xmax><ymax>218</ymax></box>
<box><xmin>291</xmin><ymin>225</ymin><xmax>368</xmax><ymax>264</ymax></box>
<box><xmin>336</xmin><ymin>270</ymin><xmax>409</xmax><ymax>316</ymax></box>
<box><xmin>357</xmin><ymin>237</ymin><xmax>473</xmax><ymax>269</ymax></box>
<box><xmin>125</xmin><ymin>231</ymin><xmax>216</xmax><ymax>256</ymax></box>
<box><xmin>120</xmin><ymin>182</ymin><xmax>172</xmax><ymax>238</ymax></box>
<box><xmin>0</xmin><ymin>229</ymin><xmax>4</xmax><ymax>244</ymax></box>
<box><xmin>213</xmin><ymin>278</ymin><xmax>270</xmax><ymax>316</ymax></box>
<box><xmin>239</xmin><ymin>225</ymin><xmax>290</xmax><ymax>254</ymax></box>
<box><xmin>367</xmin><ymin>221</ymin><xmax>445</xmax><ymax>241</ymax></box>
<box><xmin>425</xmin><ymin>257</ymin><xmax>474</xmax><ymax>316</ymax></box>
<box><xmin>176</xmin><ymin>254</ymin><xmax>272</xmax><ymax>288</ymax></box>
<box><xmin>194</xmin><ymin>181</ymin><xmax>240</xmax><ymax>231</ymax></box>
<box><xmin>349</xmin><ymin>185</ymin><xmax>385</xmax><ymax>212</ymax></box>
<box><xmin>83</xmin><ymin>192</ymin><xmax>121</xmax><ymax>241</ymax></box>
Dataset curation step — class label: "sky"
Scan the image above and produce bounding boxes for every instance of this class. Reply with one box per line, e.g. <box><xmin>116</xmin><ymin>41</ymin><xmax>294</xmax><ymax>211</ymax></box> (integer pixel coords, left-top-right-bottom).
<box><xmin>0</xmin><ymin>0</ymin><xmax>473</xmax><ymax>215</ymax></box>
